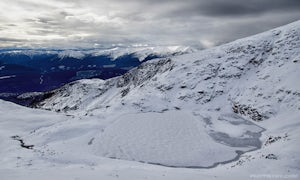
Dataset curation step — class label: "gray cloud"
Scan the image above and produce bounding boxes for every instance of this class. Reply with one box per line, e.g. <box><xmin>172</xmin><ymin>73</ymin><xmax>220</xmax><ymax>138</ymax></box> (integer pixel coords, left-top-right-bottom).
<box><xmin>158</xmin><ymin>0</ymin><xmax>300</xmax><ymax>17</ymax></box>
<box><xmin>0</xmin><ymin>37</ymin><xmax>24</xmax><ymax>42</ymax></box>
<box><xmin>0</xmin><ymin>0</ymin><xmax>299</xmax><ymax>48</ymax></box>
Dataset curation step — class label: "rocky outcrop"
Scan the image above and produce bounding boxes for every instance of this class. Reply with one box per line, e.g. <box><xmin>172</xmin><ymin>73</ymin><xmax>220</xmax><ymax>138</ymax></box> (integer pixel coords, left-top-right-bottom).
<box><xmin>232</xmin><ymin>102</ymin><xmax>264</xmax><ymax>121</ymax></box>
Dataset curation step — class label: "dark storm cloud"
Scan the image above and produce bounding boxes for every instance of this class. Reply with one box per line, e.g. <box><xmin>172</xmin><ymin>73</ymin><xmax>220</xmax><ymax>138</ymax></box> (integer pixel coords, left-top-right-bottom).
<box><xmin>0</xmin><ymin>37</ymin><xmax>25</xmax><ymax>42</ymax></box>
<box><xmin>36</xmin><ymin>17</ymin><xmax>54</xmax><ymax>24</ymax></box>
<box><xmin>152</xmin><ymin>0</ymin><xmax>300</xmax><ymax>18</ymax></box>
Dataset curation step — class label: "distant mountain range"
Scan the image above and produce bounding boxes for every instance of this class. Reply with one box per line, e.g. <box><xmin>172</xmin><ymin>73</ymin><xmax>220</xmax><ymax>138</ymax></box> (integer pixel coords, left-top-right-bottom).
<box><xmin>0</xmin><ymin>46</ymin><xmax>194</xmax><ymax>97</ymax></box>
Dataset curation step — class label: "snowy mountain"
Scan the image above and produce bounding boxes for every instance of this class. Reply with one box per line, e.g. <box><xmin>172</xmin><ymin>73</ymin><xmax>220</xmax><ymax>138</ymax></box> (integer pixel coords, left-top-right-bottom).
<box><xmin>0</xmin><ymin>21</ymin><xmax>300</xmax><ymax>179</ymax></box>
<box><xmin>0</xmin><ymin>46</ymin><xmax>194</xmax><ymax>61</ymax></box>
<box><xmin>0</xmin><ymin>45</ymin><xmax>194</xmax><ymax>96</ymax></box>
<box><xmin>37</xmin><ymin>21</ymin><xmax>300</xmax><ymax>120</ymax></box>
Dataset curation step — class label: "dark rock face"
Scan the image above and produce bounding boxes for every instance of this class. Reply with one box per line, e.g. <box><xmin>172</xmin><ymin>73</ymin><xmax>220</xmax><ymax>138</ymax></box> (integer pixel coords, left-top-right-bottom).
<box><xmin>11</xmin><ymin>135</ymin><xmax>34</xmax><ymax>150</ymax></box>
<box><xmin>232</xmin><ymin>102</ymin><xmax>264</xmax><ymax>121</ymax></box>
<box><xmin>116</xmin><ymin>58</ymin><xmax>173</xmax><ymax>88</ymax></box>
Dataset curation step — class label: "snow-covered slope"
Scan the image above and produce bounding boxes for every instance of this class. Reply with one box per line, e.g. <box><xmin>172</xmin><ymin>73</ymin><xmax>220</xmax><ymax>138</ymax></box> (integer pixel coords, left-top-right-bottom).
<box><xmin>37</xmin><ymin>22</ymin><xmax>300</xmax><ymax>118</ymax></box>
<box><xmin>34</xmin><ymin>20</ymin><xmax>300</xmax><ymax>167</ymax></box>
<box><xmin>0</xmin><ymin>21</ymin><xmax>299</xmax><ymax>179</ymax></box>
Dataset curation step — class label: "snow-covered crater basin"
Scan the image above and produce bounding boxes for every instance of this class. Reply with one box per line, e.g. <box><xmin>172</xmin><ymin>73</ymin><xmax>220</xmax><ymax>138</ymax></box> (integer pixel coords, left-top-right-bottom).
<box><xmin>95</xmin><ymin>111</ymin><xmax>264</xmax><ymax>168</ymax></box>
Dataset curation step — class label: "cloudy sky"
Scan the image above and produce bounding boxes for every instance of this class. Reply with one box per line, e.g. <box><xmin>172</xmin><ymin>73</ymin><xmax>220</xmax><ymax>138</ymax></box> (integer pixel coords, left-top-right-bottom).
<box><xmin>0</xmin><ymin>0</ymin><xmax>300</xmax><ymax>48</ymax></box>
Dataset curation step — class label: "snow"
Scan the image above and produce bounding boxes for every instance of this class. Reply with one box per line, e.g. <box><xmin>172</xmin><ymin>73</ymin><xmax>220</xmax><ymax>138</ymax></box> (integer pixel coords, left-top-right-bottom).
<box><xmin>0</xmin><ymin>100</ymin><xmax>217</xmax><ymax>180</ymax></box>
<box><xmin>0</xmin><ymin>100</ymin><xmax>67</xmax><ymax>168</ymax></box>
<box><xmin>95</xmin><ymin>111</ymin><xmax>263</xmax><ymax>167</ymax></box>
<box><xmin>58</xmin><ymin>65</ymin><xmax>65</xmax><ymax>70</ymax></box>
<box><xmin>103</xmin><ymin>64</ymin><xmax>116</xmax><ymax>68</ymax></box>
<box><xmin>0</xmin><ymin>21</ymin><xmax>300</xmax><ymax>179</ymax></box>
<box><xmin>0</xmin><ymin>75</ymin><xmax>16</xmax><ymax>80</ymax></box>
<box><xmin>58</xmin><ymin>50</ymin><xmax>86</xmax><ymax>59</ymax></box>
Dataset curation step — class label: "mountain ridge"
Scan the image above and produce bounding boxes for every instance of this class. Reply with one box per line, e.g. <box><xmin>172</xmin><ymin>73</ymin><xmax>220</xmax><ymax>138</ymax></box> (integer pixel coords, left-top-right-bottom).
<box><xmin>36</xmin><ymin>20</ymin><xmax>300</xmax><ymax>120</ymax></box>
